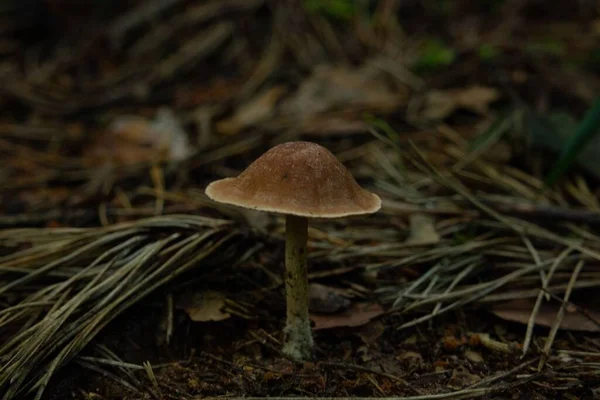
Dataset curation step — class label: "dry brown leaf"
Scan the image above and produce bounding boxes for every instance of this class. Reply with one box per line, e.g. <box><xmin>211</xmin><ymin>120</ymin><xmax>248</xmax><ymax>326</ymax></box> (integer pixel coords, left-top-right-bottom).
<box><xmin>174</xmin><ymin>77</ymin><xmax>244</xmax><ymax>107</ymax></box>
<box><xmin>216</xmin><ymin>85</ymin><xmax>287</xmax><ymax>135</ymax></box>
<box><xmin>280</xmin><ymin>64</ymin><xmax>403</xmax><ymax>120</ymax></box>
<box><xmin>180</xmin><ymin>291</ymin><xmax>231</xmax><ymax>322</ymax></box>
<box><xmin>448</xmin><ymin>367</ymin><xmax>481</xmax><ymax>389</ymax></box>
<box><xmin>396</xmin><ymin>351</ymin><xmax>423</xmax><ymax>363</ymax></box>
<box><xmin>311</xmin><ymin>302</ymin><xmax>384</xmax><ymax>331</ymax></box>
<box><xmin>464</xmin><ymin>350</ymin><xmax>484</xmax><ymax>364</ymax></box>
<box><xmin>85</xmin><ymin>108</ymin><xmax>192</xmax><ymax>166</ymax></box>
<box><xmin>308</xmin><ymin>283</ymin><xmax>350</xmax><ymax>314</ymax></box>
<box><xmin>422</xmin><ymin>92</ymin><xmax>456</xmax><ymax>121</ymax></box>
<box><xmin>489</xmin><ymin>299</ymin><xmax>600</xmax><ymax>332</ymax></box>
<box><xmin>422</xmin><ymin>85</ymin><xmax>500</xmax><ymax>120</ymax></box>
<box><xmin>294</xmin><ymin>116</ymin><xmax>370</xmax><ymax>136</ymax></box>
<box><xmin>356</xmin><ymin>320</ymin><xmax>386</xmax><ymax>344</ymax></box>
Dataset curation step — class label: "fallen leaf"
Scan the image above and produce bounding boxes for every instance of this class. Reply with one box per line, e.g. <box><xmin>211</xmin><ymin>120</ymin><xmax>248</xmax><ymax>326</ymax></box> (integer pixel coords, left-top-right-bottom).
<box><xmin>85</xmin><ymin>107</ymin><xmax>193</xmax><ymax>166</ymax></box>
<box><xmin>396</xmin><ymin>351</ymin><xmax>423</xmax><ymax>363</ymax></box>
<box><xmin>293</xmin><ymin>116</ymin><xmax>370</xmax><ymax>136</ymax></box>
<box><xmin>308</xmin><ymin>283</ymin><xmax>350</xmax><ymax>314</ymax></box>
<box><xmin>421</xmin><ymin>92</ymin><xmax>456</xmax><ymax>121</ymax></box>
<box><xmin>405</xmin><ymin>213</ymin><xmax>440</xmax><ymax>244</ymax></box>
<box><xmin>280</xmin><ymin>64</ymin><xmax>403</xmax><ymax>120</ymax></box>
<box><xmin>216</xmin><ymin>86</ymin><xmax>287</xmax><ymax>135</ymax></box>
<box><xmin>402</xmin><ymin>335</ymin><xmax>418</xmax><ymax>345</ymax></box>
<box><xmin>379</xmin><ymin>355</ymin><xmax>416</xmax><ymax>376</ymax></box>
<box><xmin>464</xmin><ymin>350</ymin><xmax>484</xmax><ymax>364</ymax></box>
<box><xmin>448</xmin><ymin>367</ymin><xmax>481</xmax><ymax>389</ymax></box>
<box><xmin>311</xmin><ymin>302</ymin><xmax>384</xmax><ymax>331</ymax></box>
<box><xmin>422</xmin><ymin>85</ymin><xmax>500</xmax><ymax>120</ymax></box>
<box><xmin>179</xmin><ymin>291</ymin><xmax>231</xmax><ymax>322</ymax></box>
<box><xmin>489</xmin><ymin>298</ymin><xmax>600</xmax><ymax>332</ymax></box>
<box><xmin>174</xmin><ymin>77</ymin><xmax>244</xmax><ymax>107</ymax></box>
<box><xmin>356</xmin><ymin>320</ymin><xmax>386</xmax><ymax>344</ymax></box>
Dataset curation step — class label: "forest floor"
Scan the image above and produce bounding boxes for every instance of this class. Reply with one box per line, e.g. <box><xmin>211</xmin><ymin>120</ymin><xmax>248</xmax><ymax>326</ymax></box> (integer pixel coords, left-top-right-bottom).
<box><xmin>1</xmin><ymin>1</ymin><xmax>600</xmax><ymax>399</ymax></box>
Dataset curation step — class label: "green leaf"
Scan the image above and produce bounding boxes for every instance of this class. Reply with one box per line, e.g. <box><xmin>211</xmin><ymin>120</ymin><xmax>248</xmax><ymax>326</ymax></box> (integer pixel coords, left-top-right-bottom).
<box><xmin>413</xmin><ymin>39</ymin><xmax>456</xmax><ymax>72</ymax></box>
<box><xmin>544</xmin><ymin>97</ymin><xmax>600</xmax><ymax>186</ymax></box>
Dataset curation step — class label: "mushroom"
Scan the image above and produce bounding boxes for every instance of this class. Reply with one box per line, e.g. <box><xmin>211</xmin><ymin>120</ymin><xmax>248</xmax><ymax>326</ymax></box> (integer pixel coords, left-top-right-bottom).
<box><xmin>205</xmin><ymin>141</ymin><xmax>381</xmax><ymax>361</ymax></box>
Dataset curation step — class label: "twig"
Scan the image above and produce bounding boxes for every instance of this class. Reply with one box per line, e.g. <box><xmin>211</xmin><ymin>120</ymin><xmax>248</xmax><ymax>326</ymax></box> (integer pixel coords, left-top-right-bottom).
<box><xmin>75</xmin><ymin>360</ymin><xmax>140</xmax><ymax>393</ymax></box>
<box><xmin>538</xmin><ymin>260</ymin><xmax>585</xmax><ymax>370</ymax></box>
<box><xmin>431</xmin><ymin>262</ymin><xmax>477</xmax><ymax>317</ymax></box>
<box><xmin>108</xmin><ymin>0</ymin><xmax>186</xmax><ymax>45</ymax></box>
<box><xmin>522</xmin><ymin>246</ymin><xmax>575</xmax><ymax>357</ymax></box>
<box><xmin>166</xmin><ymin>293</ymin><xmax>173</xmax><ymax>345</ymax></box>
<box><xmin>248</xmin><ymin>330</ymin><xmax>287</xmax><ymax>358</ymax></box>
<box><xmin>77</xmin><ymin>356</ymin><xmax>145</xmax><ymax>370</ymax></box>
<box><xmin>521</xmin><ymin>235</ymin><xmax>548</xmax><ymax>299</ymax></box>
<box><xmin>319</xmin><ymin>361</ymin><xmax>418</xmax><ymax>393</ymax></box>
<box><xmin>468</xmin><ymin>357</ymin><xmax>538</xmax><ymax>388</ymax></box>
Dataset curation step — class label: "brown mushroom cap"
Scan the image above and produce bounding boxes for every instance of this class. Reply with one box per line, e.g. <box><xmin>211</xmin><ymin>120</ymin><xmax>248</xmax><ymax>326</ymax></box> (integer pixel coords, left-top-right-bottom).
<box><xmin>205</xmin><ymin>141</ymin><xmax>381</xmax><ymax>218</ymax></box>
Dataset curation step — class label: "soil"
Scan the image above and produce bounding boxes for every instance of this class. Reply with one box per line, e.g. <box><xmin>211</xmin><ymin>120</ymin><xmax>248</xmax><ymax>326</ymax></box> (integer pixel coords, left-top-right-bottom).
<box><xmin>45</xmin><ymin>281</ymin><xmax>597</xmax><ymax>399</ymax></box>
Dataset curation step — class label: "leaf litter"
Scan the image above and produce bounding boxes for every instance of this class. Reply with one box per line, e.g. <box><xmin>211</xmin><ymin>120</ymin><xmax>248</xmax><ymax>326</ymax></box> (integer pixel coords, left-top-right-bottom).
<box><xmin>179</xmin><ymin>291</ymin><xmax>232</xmax><ymax>322</ymax></box>
<box><xmin>420</xmin><ymin>86</ymin><xmax>501</xmax><ymax>121</ymax></box>
<box><xmin>490</xmin><ymin>298</ymin><xmax>600</xmax><ymax>333</ymax></box>
<box><xmin>1</xmin><ymin>1</ymin><xmax>600</xmax><ymax>399</ymax></box>
<box><xmin>85</xmin><ymin>108</ymin><xmax>193</xmax><ymax>166</ymax></box>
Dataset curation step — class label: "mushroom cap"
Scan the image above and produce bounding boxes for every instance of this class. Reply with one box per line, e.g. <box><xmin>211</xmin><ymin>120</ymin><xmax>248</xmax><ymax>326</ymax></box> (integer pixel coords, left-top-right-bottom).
<box><xmin>205</xmin><ymin>141</ymin><xmax>381</xmax><ymax>218</ymax></box>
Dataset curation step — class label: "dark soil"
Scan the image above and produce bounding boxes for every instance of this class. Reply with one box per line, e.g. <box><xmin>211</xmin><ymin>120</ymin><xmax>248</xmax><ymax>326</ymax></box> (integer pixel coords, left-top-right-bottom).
<box><xmin>45</xmin><ymin>283</ymin><xmax>597</xmax><ymax>399</ymax></box>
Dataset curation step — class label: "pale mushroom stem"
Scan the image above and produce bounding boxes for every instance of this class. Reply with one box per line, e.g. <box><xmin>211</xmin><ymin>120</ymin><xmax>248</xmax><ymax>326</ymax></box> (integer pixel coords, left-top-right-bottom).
<box><xmin>282</xmin><ymin>214</ymin><xmax>314</xmax><ymax>361</ymax></box>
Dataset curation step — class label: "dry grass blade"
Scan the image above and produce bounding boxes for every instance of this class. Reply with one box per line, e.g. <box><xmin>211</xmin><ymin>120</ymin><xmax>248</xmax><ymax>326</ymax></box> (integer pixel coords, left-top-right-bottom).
<box><xmin>0</xmin><ymin>215</ymin><xmax>244</xmax><ymax>399</ymax></box>
<box><xmin>522</xmin><ymin>246</ymin><xmax>575</xmax><ymax>356</ymax></box>
<box><xmin>538</xmin><ymin>259</ymin><xmax>586</xmax><ymax>370</ymax></box>
<box><xmin>349</xmin><ymin>136</ymin><xmax>600</xmax><ymax>354</ymax></box>
<box><xmin>143</xmin><ymin>361</ymin><xmax>161</xmax><ymax>398</ymax></box>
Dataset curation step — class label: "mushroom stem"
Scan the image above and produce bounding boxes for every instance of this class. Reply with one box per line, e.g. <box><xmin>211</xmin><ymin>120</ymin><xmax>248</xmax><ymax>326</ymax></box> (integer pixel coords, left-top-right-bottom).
<box><xmin>282</xmin><ymin>214</ymin><xmax>314</xmax><ymax>361</ymax></box>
